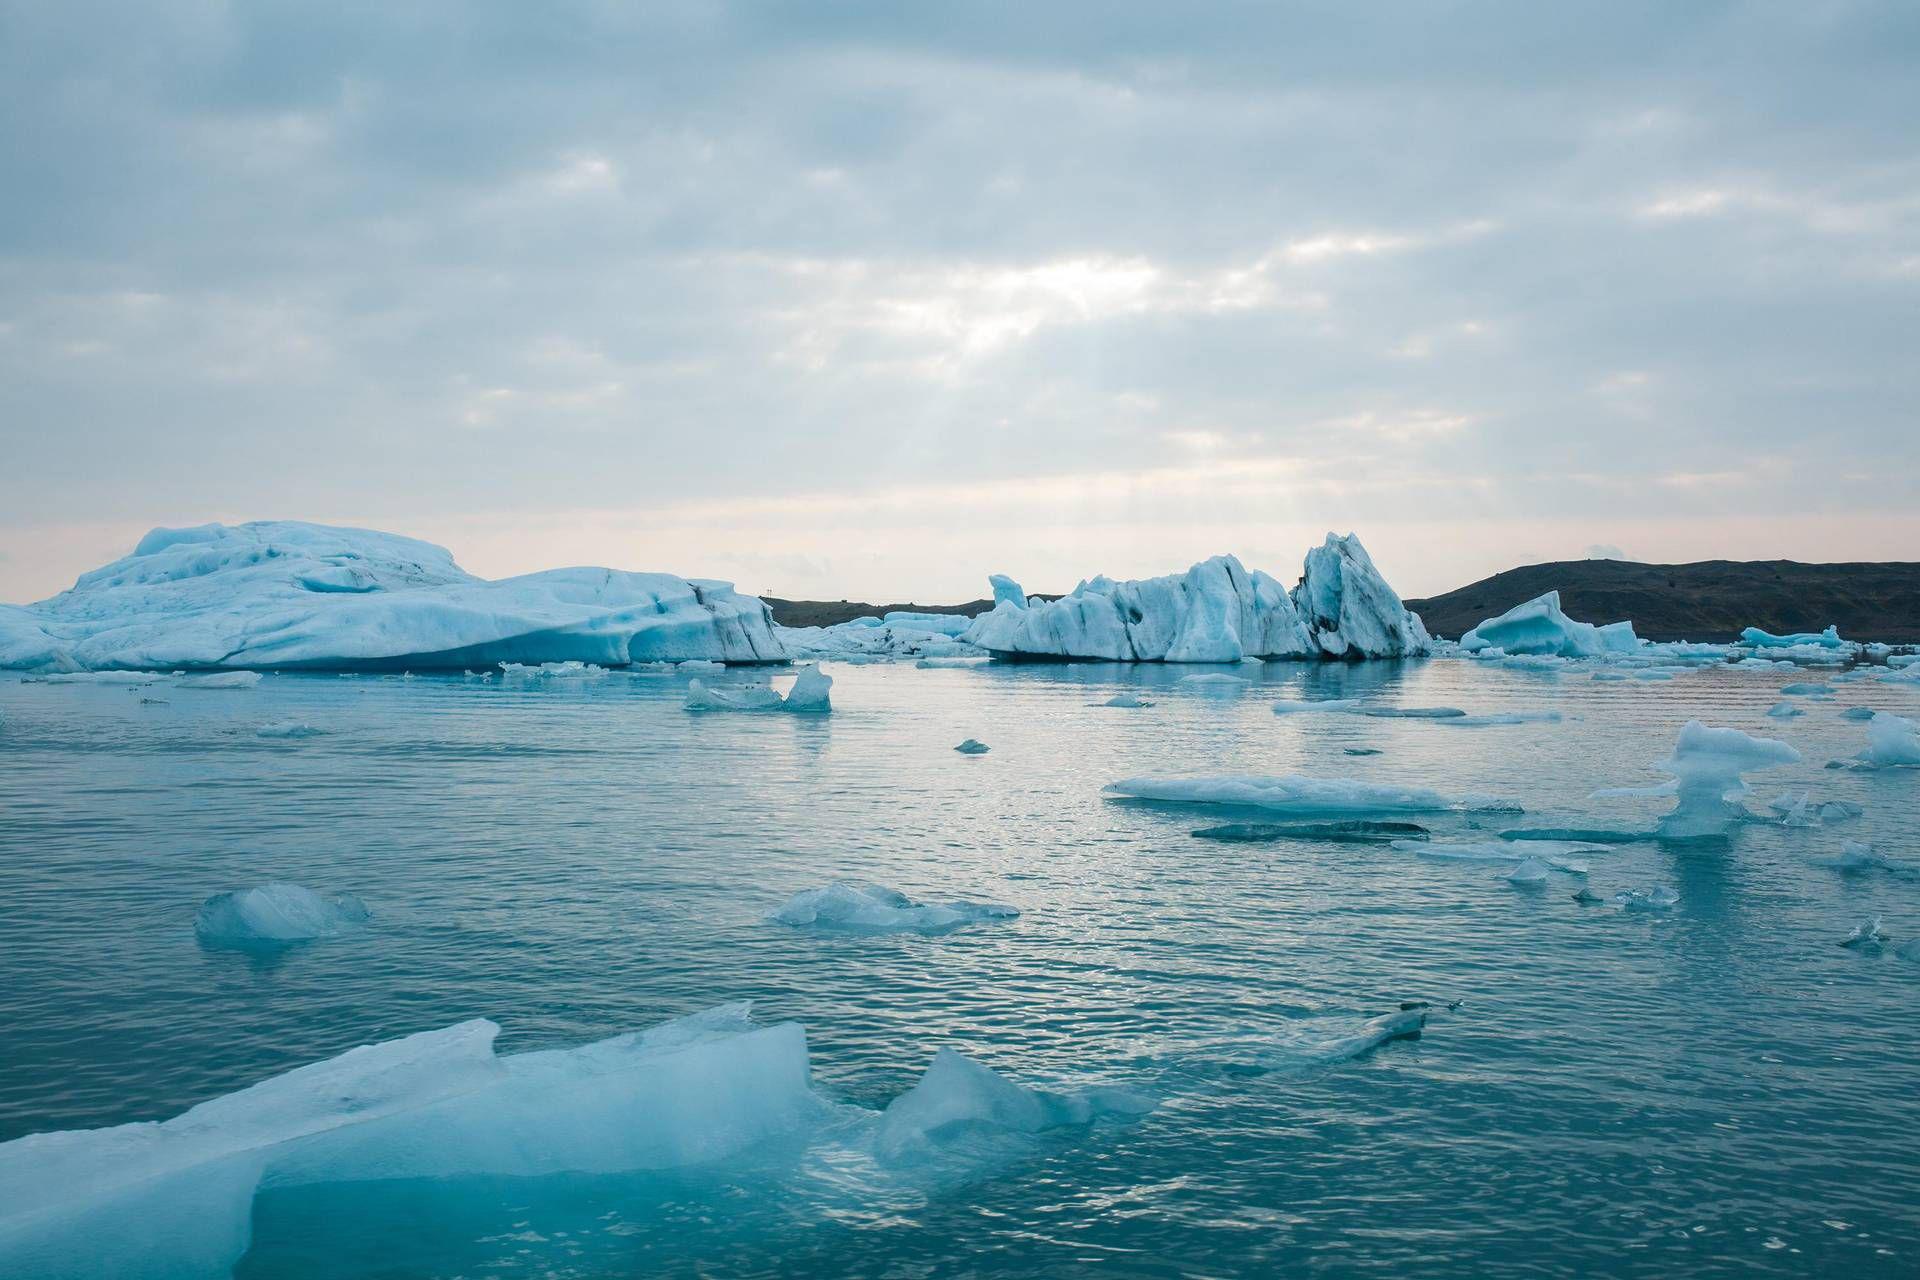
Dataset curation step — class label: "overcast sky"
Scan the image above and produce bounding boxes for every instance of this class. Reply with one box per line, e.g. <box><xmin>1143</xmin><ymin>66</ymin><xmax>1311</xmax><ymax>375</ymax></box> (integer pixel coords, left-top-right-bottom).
<box><xmin>3</xmin><ymin>2</ymin><xmax>1917</xmax><ymax>604</ymax></box>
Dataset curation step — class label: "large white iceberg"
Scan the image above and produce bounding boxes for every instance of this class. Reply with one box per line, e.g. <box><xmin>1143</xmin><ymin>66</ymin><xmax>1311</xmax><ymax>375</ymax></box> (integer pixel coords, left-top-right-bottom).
<box><xmin>0</xmin><ymin>521</ymin><xmax>787</xmax><ymax>672</ymax></box>
<box><xmin>962</xmin><ymin>534</ymin><xmax>1428</xmax><ymax>663</ymax></box>
<box><xmin>1459</xmin><ymin>591</ymin><xmax>1640</xmax><ymax>658</ymax></box>
<box><xmin>1862</xmin><ymin>711</ymin><xmax>1920</xmax><ymax>767</ymax></box>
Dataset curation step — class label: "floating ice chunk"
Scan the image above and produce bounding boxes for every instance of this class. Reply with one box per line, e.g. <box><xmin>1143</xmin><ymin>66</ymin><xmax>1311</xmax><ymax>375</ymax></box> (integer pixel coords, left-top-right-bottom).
<box><xmin>1615</xmin><ymin>886</ymin><xmax>1680</xmax><ymax>913</ymax></box>
<box><xmin>1765</xmin><ymin>701</ymin><xmax>1804</xmax><ymax>719</ymax></box>
<box><xmin>1194</xmin><ymin>820</ymin><xmax>1429</xmax><ymax>844</ymax></box>
<box><xmin>1780</xmin><ymin>682</ymin><xmax>1831</xmax><ymax>696</ymax></box>
<box><xmin>916</xmin><ymin>656</ymin><xmax>989</xmax><ymax>669</ymax></box>
<box><xmin>178</xmin><ymin>671</ymin><xmax>263</xmax><ymax>690</ymax></box>
<box><xmin>1397</xmin><ymin>839</ymin><xmax>1591</xmax><ymax>872</ymax></box>
<box><xmin>1439</xmin><ymin>711</ymin><xmax>1563</xmax><ymax>727</ymax></box>
<box><xmin>964</xmin><ymin>535</ymin><xmax>1427</xmax><ymax>662</ymax></box>
<box><xmin>1504</xmin><ymin>857</ymin><xmax>1553</xmax><ymax>885</ymax></box>
<box><xmin>875</xmin><ymin>1049</ymin><xmax>1154</xmax><ymax>1160</ymax></box>
<box><xmin>1862</xmin><ymin>712</ymin><xmax>1920</xmax><ymax>767</ymax></box>
<box><xmin>1623</xmin><ymin>721</ymin><xmax>1802</xmax><ymax>839</ymax></box>
<box><xmin>1103</xmin><ymin>693</ymin><xmax>1152</xmax><ymax>708</ymax></box>
<box><xmin>1459</xmin><ymin>591</ymin><xmax>1639</xmax><ymax>658</ymax></box>
<box><xmin>1880</xmin><ymin>664</ymin><xmax>1920</xmax><ymax>684</ymax></box>
<box><xmin>677</xmin><ymin>659</ymin><xmax>724</xmax><ymax>673</ymax></box>
<box><xmin>1271</xmin><ymin>697</ymin><xmax>1363</xmax><ymax>715</ymax></box>
<box><xmin>1572</xmin><ymin>887</ymin><xmax>1604</xmax><ymax>904</ymax></box>
<box><xmin>1742</xmin><ymin>625</ymin><xmax>1845</xmax><ymax>650</ymax></box>
<box><xmin>1809</xmin><ymin>841</ymin><xmax>1893</xmax><ymax>873</ymax></box>
<box><xmin>1106</xmin><ymin>774</ymin><xmax>1478</xmax><ymax>815</ymax></box>
<box><xmin>684</xmin><ymin>666</ymin><xmax>831</xmax><ymax>714</ymax></box>
<box><xmin>1592</xmin><ymin>670</ymin><xmax>1630</xmax><ymax>682</ymax></box>
<box><xmin>1343</xmin><ymin>746</ymin><xmax>1382</xmax><ymax>756</ymax></box>
<box><xmin>1840</xmin><ymin>706</ymin><xmax>1877</xmax><ymax>721</ymax></box>
<box><xmin>255</xmin><ymin>722</ymin><xmax>322</xmax><ymax>739</ymax></box>
<box><xmin>194</xmin><ymin>883</ymin><xmax>370</xmax><ymax>947</ymax></box>
<box><xmin>882</xmin><ymin>612</ymin><xmax>974</xmax><ymax>638</ymax></box>
<box><xmin>954</xmin><ymin>739</ymin><xmax>990</xmax><ymax>755</ymax></box>
<box><xmin>1820</xmin><ymin>800</ymin><xmax>1864</xmax><ymax>821</ymax></box>
<box><xmin>1499</xmin><ymin>654</ymin><xmax>1569</xmax><ymax>672</ymax></box>
<box><xmin>0</xmin><ymin>1019</ymin><xmax>503</xmax><ymax>1280</ymax></box>
<box><xmin>1179</xmin><ymin>672</ymin><xmax>1248</xmax><ymax>684</ymax></box>
<box><xmin>498</xmin><ymin>660</ymin><xmax>610</xmax><ymax>679</ymax></box>
<box><xmin>25</xmin><ymin>670</ymin><xmax>172</xmax><ymax>685</ymax></box>
<box><xmin>1364</xmin><ymin>706</ymin><xmax>1467</xmax><ymax>719</ymax></box>
<box><xmin>1840</xmin><ymin>916</ymin><xmax>1887</xmax><ymax>948</ymax></box>
<box><xmin>768</xmin><ymin>880</ymin><xmax>1017</xmax><ymax>933</ymax></box>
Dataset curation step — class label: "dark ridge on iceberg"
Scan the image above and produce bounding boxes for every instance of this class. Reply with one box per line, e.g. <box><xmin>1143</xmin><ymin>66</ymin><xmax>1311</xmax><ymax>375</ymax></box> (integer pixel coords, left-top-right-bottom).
<box><xmin>1407</xmin><ymin>558</ymin><xmax>1920</xmax><ymax>643</ymax></box>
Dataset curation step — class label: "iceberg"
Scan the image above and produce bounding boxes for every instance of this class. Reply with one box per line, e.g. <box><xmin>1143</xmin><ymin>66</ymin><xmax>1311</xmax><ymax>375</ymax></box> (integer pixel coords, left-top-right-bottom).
<box><xmin>684</xmin><ymin>666</ymin><xmax>831</xmax><ymax>713</ymax></box>
<box><xmin>1459</xmin><ymin>591</ymin><xmax>1639</xmax><ymax>658</ymax></box>
<box><xmin>963</xmin><ymin>534</ymin><xmax>1427</xmax><ymax>663</ymax></box>
<box><xmin>0</xmin><ymin>521</ymin><xmax>786</xmax><ymax>673</ymax></box>
<box><xmin>1105</xmin><ymin>774</ymin><xmax>1478</xmax><ymax>815</ymax></box>
<box><xmin>1741</xmin><ymin>625</ymin><xmax>1845</xmax><ymax>650</ymax></box>
<box><xmin>0</xmin><ymin>1005</ymin><xmax>823</xmax><ymax>1280</ymax></box>
<box><xmin>193</xmin><ymin>884</ymin><xmax>370</xmax><ymax>947</ymax></box>
<box><xmin>768</xmin><ymin>881</ymin><xmax>1018</xmax><ymax>933</ymax></box>
<box><xmin>1862</xmin><ymin>712</ymin><xmax>1920</xmax><ymax>767</ymax></box>
<box><xmin>1600</xmin><ymin>720</ymin><xmax>1801</xmax><ymax>839</ymax></box>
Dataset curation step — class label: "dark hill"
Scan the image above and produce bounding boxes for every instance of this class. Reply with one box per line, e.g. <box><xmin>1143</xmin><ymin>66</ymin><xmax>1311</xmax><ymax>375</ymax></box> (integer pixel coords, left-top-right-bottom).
<box><xmin>1405</xmin><ymin>559</ymin><xmax>1920</xmax><ymax>644</ymax></box>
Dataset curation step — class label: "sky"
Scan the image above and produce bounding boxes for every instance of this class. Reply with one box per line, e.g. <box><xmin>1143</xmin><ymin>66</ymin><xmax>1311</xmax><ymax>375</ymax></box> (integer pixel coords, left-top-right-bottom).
<box><xmin>2</xmin><ymin>1</ymin><xmax>1917</xmax><ymax>605</ymax></box>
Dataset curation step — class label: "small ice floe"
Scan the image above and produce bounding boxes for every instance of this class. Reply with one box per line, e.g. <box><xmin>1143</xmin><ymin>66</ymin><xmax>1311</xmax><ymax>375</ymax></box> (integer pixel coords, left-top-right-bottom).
<box><xmin>1179</xmin><ymin>672</ymin><xmax>1248</xmax><ymax>685</ymax></box>
<box><xmin>875</xmin><ymin>1048</ymin><xmax>1154</xmax><ymax>1157</ymax></box>
<box><xmin>1780</xmin><ymin>682</ymin><xmax>1831</xmax><ymax>697</ymax></box>
<box><xmin>1595</xmin><ymin>721</ymin><xmax>1800</xmax><ymax>840</ymax></box>
<box><xmin>1765</xmin><ymin>701</ymin><xmax>1804</xmax><ymax>719</ymax></box>
<box><xmin>684</xmin><ymin>666</ymin><xmax>832</xmax><ymax>714</ymax></box>
<box><xmin>768</xmin><ymin>880</ymin><xmax>1017</xmax><ymax>933</ymax></box>
<box><xmin>256</xmin><ymin>722</ymin><xmax>323</xmax><ymax>740</ymax></box>
<box><xmin>1859</xmin><ymin>712</ymin><xmax>1920</xmax><ymax>767</ymax></box>
<box><xmin>1103</xmin><ymin>693</ymin><xmax>1153</xmax><ymax>708</ymax></box>
<box><xmin>498</xmin><ymin>660</ymin><xmax>611</xmax><ymax>679</ymax></box>
<box><xmin>1572</xmin><ymin>887</ymin><xmax>1605</xmax><ymax>904</ymax></box>
<box><xmin>1344</xmin><ymin>746</ymin><xmax>1383</xmax><ymax>756</ymax></box>
<box><xmin>1271</xmin><ymin>697</ymin><xmax>1363</xmax><ymax>715</ymax></box>
<box><xmin>1593</xmin><ymin>670</ymin><xmax>1631</xmax><ymax>682</ymax></box>
<box><xmin>1499</xmin><ymin>654</ymin><xmax>1568</xmax><ymax>672</ymax></box>
<box><xmin>1363</xmin><ymin>706</ymin><xmax>1467</xmax><ymax>719</ymax></box>
<box><xmin>677</xmin><ymin>659</ymin><xmax>724</xmax><ymax>673</ymax></box>
<box><xmin>1398</xmin><ymin>839</ymin><xmax>1591</xmax><ymax>873</ymax></box>
<box><xmin>1839</xmin><ymin>916</ymin><xmax>1887</xmax><ymax>949</ymax></box>
<box><xmin>954</xmin><ymin>739</ymin><xmax>990</xmax><ymax>755</ymax></box>
<box><xmin>28</xmin><ymin>670</ymin><xmax>171</xmax><ymax>685</ymax></box>
<box><xmin>1840</xmin><ymin>706</ymin><xmax>1877</xmax><ymax>721</ymax></box>
<box><xmin>1106</xmin><ymin>774</ymin><xmax>1493</xmax><ymax>816</ymax></box>
<box><xmin>1504</xmin><ymin>857</ymin><xmax>1553</xmax><ymax>886</ymax></box>
<box><xmin>139</xmin><ymin>696</ymin><xmax>169</xmax><ymax>705</ymax></box>
<box><xmin>177</xmin><ymin>671</ymin><xmax>264</xmax><ymax>690</ymax></box>
<box><xmin>1615</xmin><ymin>886</ymin><xmax>1680</xmax><ymax>913</ymax></box>
<box><xmin>1441</xmin><ymin>710</ymin><xmax>1564</xmax><ymax>727</ymax></box>
<box><xmin>1809</xmin><ymin>841</ymin><xmax>1894</xmax><ymax>873</ymax></box>
<box><xmin>916</xmin><ymin>656</ymin><xmax>990</xmax><ymax>669</ymax></box>
<box><xmin>194</xmin><ymin>883</ymin><xmax>370</xmax><ymax>947</ymax></box>
<box><xmin>1195</xmin><ymin>820</ymin><xmax>1429</xmax><ymax>844</ymax></box>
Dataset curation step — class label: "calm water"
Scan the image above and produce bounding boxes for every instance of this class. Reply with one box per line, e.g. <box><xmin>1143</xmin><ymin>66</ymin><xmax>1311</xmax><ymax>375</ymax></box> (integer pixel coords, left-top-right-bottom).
<box><xmin>2</xmin><ymin>660</ymin><xmax>1918</xmax><ymax>1278</ymax></box>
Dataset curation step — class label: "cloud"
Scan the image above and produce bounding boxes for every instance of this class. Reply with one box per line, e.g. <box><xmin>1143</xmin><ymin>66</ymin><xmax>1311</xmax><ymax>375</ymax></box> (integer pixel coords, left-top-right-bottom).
<box><xmin>1585</xmin><ymin>543</ymin><xmax>1627</xmax><ymax>560</ymax></box>
<box><xmin>0</xmin><ymin>3</ymin><xmax>1916</xmax><ymax>603</ymax></box>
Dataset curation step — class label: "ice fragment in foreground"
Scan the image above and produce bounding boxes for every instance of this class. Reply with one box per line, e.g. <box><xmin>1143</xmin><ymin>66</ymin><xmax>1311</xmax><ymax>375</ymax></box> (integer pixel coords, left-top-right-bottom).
<box><xmin>1861</xmin><ymin>712</ymin><xmax>1920</xmax><ymax>767</ymax></box>
<box><xmin>954</xmin><ymin>739</ymin><xmax>990</xmax><ymax>755</ymax></box>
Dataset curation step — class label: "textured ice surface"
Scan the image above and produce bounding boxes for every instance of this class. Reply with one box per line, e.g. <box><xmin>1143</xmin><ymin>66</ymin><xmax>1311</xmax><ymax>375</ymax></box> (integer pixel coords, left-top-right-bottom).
<box><xmin>877</xmin><ymin>1049</ymin><xmax>1153</xmax><ymax>1158</ymax></box>
<box><xmin>0</xmin><ymin>522</ymin><xmax>785</xmax><ymax>672</ymax></box>
<box><xmin>779</xmin><ymin>614</ymin><xmax>987</xmax><ymax>664</ymax></box>
<box><xmin>1107</xmin><ymin>774</ymin><xmax>1475</xmax><ymax>815</ymax></box>
<box><xmin>964</xmin><ymin>534</ymin><xmax>1427</xmax><ymax>662</ymax></box>
<box><xmin>194</xmin><ymin>884</ymin><xmax>370</xmax><ymax>947</ymax></box>
<box><xmin>769</xmin><ymin>881</ymin><xmax>1018</xmax><ymax>933</ymax></box>
<box><xmin>1741</xmin><ymin>625</ymin><xmax>1845</xmax><ymax>650</ymax></box>
<box><xmin>1460</xmin><ymin>591</ymin><xmax>1639</xmax><ymax>658</ymax></box>
<box><xmin>1862</xmin><ymin>712</ymin><xmax>1920</xmax><ymax>766</ymax></box>
<box><xmin>0</xmin><ymin>1005</ymin><xmax>823</xmax><ymax>1280</ymax></box>
<box><xmin>1504</xmin><ymin>857</ymin><xmax>1553</xmax><ymax>885</ymax></box>
<box><xmin>1396</xmin><ymin>840</ymin><xmax>1592</xmax><ymax>873</ymax></box>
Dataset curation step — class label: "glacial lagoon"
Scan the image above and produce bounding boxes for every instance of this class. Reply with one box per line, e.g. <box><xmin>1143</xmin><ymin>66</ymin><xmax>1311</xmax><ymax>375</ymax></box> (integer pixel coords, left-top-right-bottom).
<box><xmin>2</xmin><ymin>656</ymin><xmax>1917</xmax><ymax>1277</ymax></box>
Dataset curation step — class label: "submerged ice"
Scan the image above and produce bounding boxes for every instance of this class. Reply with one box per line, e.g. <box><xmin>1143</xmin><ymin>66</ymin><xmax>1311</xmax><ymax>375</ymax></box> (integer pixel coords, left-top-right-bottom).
<box><xmin>1106</xmin><ymin>774</ymin><xmax>1485</xmax><ymax>815</ymax></box>
<box><xmin>194</xmin><ymin>884</ymin><xmax>369</xmax><ymax>947</ymax></box>
<box><xmin>768</xmin><ymin>881</ymin><xmax>1018</xmax><ymax>933</ymax></box>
